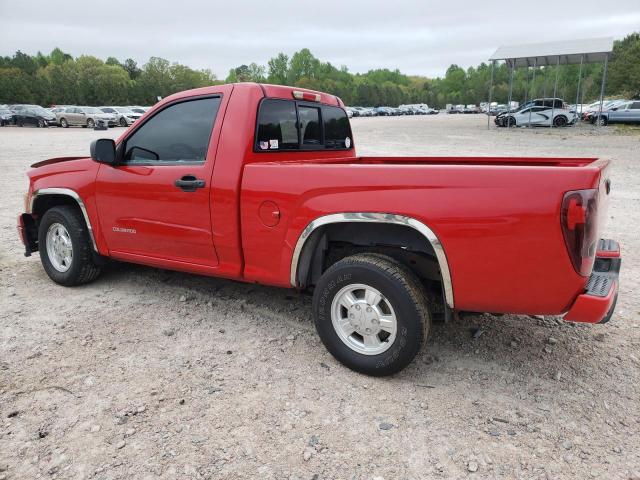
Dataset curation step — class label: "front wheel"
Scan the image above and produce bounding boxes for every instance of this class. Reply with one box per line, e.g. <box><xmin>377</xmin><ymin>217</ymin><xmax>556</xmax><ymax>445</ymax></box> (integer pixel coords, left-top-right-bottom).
<box><xmin>60</xmin><ymin>118</ymin><xmax>68</xmax><ymax>128</ymax></box>
<box><xmin>312</xmin><ymin>253</ymin><xmax>430</xmax><ymax>376</ymax></box>
<box><xmin>38</xmin><ymin>206</ymin><xmax>102</xmax><ymax>286</ymax></box>
<box><xmin>119</xmin><ymin>117</ymin><xmax>127</xmax><ymax>127</ymax></box>
<box><xmin>38</xmin><ymin>118</ymin><xmax>45</xmax><ymax>128</ymax></box>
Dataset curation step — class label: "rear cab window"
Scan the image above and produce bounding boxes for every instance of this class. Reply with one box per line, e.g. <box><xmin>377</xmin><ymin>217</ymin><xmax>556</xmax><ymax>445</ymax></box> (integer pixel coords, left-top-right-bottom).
<box><xmin>255</xmin><ymin>98</ymin><xmax>353</xmax><ymax>152</ymax></box>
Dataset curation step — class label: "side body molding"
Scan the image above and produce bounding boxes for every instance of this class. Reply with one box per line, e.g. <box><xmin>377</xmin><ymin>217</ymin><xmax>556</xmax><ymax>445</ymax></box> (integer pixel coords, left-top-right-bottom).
<box><xmin>29</xmin><ymin>188</ymin><xmax>98</xmax><ymax>252</ymax></box>
<box><xmin>290</xmin><ymin>212</ymin><xmax>454</xmax><ymax>308</ymax></box>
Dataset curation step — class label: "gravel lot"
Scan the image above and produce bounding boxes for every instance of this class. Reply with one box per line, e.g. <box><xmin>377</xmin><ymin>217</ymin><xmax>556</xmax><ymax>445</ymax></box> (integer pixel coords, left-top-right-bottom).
<box><xmin>1</xmin><ymin>115</ymin><xmax>639</xmax><ymax>479</ymax></box>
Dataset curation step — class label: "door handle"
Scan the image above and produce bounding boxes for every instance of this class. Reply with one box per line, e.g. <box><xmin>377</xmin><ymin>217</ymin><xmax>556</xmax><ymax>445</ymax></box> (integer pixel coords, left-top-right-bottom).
<box><xmin>175</xmin><ymin>175</ymin><xmax>206</xmax><ymax>192</ymax></box>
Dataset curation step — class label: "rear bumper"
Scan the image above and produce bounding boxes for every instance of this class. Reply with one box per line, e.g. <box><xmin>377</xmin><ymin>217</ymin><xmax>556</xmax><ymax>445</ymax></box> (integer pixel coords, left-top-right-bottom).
<box><xmin>563</xmin><ymin>239</ymin><xmax>621</xmax><ymax>324</ymax></box>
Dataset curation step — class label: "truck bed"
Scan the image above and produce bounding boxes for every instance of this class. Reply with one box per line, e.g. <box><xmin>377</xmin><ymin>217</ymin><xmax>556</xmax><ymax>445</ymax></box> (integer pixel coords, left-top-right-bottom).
<box><xmin>240</xmin><ymin>156</ymin><xmax>610</xmax><ymax>315</ymax></box>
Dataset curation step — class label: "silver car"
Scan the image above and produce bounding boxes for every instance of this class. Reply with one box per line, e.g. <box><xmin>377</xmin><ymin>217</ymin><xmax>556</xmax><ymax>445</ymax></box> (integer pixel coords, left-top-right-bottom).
<box><xmin>594</xmin><ymin>100</ymin><xmax>640</xmax><ymax>125</ymax></box>
<box><xmin>99</xmin><ymin>107</ymin><xmax>142</xmax><ymax>127</ymax></box>
<box><xmin>57</xmin><ymin>106</ymin><xmax>117</xmax><ymax>128</ymax></box>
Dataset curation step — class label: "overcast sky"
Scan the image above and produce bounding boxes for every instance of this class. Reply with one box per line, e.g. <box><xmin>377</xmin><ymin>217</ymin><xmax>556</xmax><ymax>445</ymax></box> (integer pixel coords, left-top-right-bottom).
<box><xmin>1</xmin><ymin>0</ymin><xmax>639</xmax><ymax>78</ymax></box>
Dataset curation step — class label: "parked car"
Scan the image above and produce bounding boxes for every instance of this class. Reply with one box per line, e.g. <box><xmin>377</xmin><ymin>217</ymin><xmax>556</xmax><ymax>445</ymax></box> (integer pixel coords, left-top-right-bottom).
<box><xmin>13</xmin><ymin>106</ymin><xmax>58</xmax><ymax>127</ymax></box>
<box><xmin>495</xmin><ymin>98</ymin><xmax>575</xmax><ymax>127</ymax></box>
<box><xmin>0</xmin><ymin>107</ymin><xmax>14</xmax><ymax>126</ymax></box>
<box><xmin>488</xmin><ymin>104</ymin><xmax>508</xmax><ymax>116</ymax></box>
<box><xmin>591</xmin><ymin>100</ymin><xmax>640</xmax><ymax>125</ymax></box>
<box><xmin>57</xmin><ymin>106</ymin><xmax>117</xmax><ymax>128</ymax></box>
<box><xmin>583</xmin><ymin>100</ymin><xmax>628</xmax><ymax>123</ymax></box>
<box><xmin>374</xmin><ymin>106</ymin><xmax>395</xmax><ymax>116</ymax></box>
<box><xmin>463</xmin><ymin>105</ymin><xmax>480</xmax><ymax>114</ymax></box>
<box><xmin>99</xmin><ymin>107</ymin><xmax>142</xmax><ymax>126</ymax></box>
<box><xmin>496</xmin><ymin>105</ymin><xmax>576</xmax><ymax>127</ymax></box>
<box><xmin>18</xmin><ymin>83</ymin><xmax>621</xmax><ymax>376</ymax></box>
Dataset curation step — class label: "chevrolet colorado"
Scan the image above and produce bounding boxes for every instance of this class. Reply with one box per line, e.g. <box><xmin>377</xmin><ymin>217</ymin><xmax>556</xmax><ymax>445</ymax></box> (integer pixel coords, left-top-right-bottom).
<box><xmin>18</xmin><ymin>83</ymin><xmax>621</xmax><ymax>376</ymax></box>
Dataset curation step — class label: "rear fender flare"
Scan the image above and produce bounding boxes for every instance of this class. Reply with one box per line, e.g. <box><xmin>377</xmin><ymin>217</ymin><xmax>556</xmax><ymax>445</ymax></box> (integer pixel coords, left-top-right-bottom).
<box><xmin>290</xmin><ymin>212</ymin><xmax>454</xmax><ymax>308</ymax></box>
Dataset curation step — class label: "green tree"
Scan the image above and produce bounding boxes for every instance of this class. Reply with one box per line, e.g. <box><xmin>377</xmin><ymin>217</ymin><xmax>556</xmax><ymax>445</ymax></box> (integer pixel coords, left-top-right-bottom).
<box><xmin>267</xmin><ymin>53</ymin><xmax>289</xmax><ymax>84</ymax></box>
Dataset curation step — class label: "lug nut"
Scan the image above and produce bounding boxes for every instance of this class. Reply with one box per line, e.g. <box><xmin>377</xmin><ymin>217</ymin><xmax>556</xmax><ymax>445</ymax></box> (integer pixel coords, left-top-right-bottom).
<box><xmin>355</xmin><ymin>305</ymin><xmax>360</xmax><ymax>311</ymax></box>
<box><xmin>366</xmin><ymin>307</ymin><xmax>372</xmax><ymax>312</ymax></box>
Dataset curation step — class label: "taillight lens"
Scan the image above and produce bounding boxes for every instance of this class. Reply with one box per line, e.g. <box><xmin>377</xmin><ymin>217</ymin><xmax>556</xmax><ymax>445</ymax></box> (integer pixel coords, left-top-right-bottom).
<box><xmin>561</xmin><ymin>189</ymin><xmax>598</xmax><ymax>276</ymax></box>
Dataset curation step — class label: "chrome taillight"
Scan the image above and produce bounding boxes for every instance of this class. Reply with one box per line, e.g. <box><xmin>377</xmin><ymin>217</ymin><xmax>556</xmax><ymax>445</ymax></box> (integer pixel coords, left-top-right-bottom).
<box><xmin>561</xmin><ymin>189</ymin><xmax>598</xmax><ymax>276</ymax></box>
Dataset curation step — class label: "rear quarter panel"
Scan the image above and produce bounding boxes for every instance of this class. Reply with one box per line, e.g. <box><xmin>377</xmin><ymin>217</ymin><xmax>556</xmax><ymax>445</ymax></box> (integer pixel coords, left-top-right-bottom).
<box><xmin>241</xmin><ymin>160</ymin><xmax>605</xmax><ymax>315</ymax></box>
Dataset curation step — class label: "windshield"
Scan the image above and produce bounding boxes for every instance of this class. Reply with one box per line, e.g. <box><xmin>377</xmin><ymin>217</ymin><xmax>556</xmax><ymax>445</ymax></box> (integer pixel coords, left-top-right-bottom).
<box><xmin>32</xmin><ymin>107</ymin><xmax>51</xmax><ymax>115</ymax></box>
<box><xmin>116</xmin><ymin>107</ymin><xmax>134</xmax><ymax>113</ymax></box>
<box><xmin>84</xmin><ymin>107</ymin><xmax>101</xmax><ymax>114</ymax></box>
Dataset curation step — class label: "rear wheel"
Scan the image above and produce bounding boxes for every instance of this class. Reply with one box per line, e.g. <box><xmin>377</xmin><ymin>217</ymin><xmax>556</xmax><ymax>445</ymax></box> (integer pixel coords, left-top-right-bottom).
<box><xmin>312</xmin><ymin>253</ymin><xmax>430</xmax><ymax>376</ymax></box>
<box><xmin>553</xmin><ymin>115</ymin><xmax>568</xmax><ymax>127</ymax></box>
<box><xmin>60</xmin><ymin>118</ymin><xmax>68</xmax><ymax>128</ymax></box>
<box><xmin>38</xmin><ymin>206</ymin><xmax>101</xmax><ymax>286</ymax></box>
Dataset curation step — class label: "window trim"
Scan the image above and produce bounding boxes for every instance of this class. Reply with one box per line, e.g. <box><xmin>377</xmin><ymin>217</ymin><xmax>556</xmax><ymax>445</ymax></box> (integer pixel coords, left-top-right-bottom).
<box><xmin>119</xmin><ymin>94</ymin><xmax>222</xmax><ymax>167</ymax></box>
<box><xmin>253</xmin><ymin>97</ymin><xmax>353</xmax><ymax>153</ymax></box>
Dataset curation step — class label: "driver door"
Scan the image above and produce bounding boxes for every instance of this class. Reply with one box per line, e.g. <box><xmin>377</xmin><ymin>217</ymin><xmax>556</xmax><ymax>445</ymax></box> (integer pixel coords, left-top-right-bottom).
<box><xmin>95</xmin><ymin>95</ymin><xmax>223</xmax><ymax>268</ymax></box>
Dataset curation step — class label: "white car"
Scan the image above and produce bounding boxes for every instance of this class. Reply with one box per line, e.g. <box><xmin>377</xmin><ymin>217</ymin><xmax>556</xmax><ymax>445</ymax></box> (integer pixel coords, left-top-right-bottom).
<box><xmin>497</xmin><ymin>106</ymin><xmax>576</xmax><ymax>127</ymax></box>
<box><xmin>99</xmin><ymin>107</ymin><xmax>142</xmax><ymax>127</ymax></box>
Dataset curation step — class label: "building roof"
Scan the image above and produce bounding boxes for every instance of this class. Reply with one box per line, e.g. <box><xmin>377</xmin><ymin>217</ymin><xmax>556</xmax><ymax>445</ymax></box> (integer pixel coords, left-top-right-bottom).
<box><xmin>489</xmin><ymin>37</ymin><xmax>614</xmax><ymax>67</ymax></box>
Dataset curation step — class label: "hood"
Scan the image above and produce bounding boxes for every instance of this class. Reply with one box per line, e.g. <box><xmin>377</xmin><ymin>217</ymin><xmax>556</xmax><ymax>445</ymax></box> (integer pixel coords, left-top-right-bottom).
<box><xmin>31</xmin><ymin>156</ymin><xmax>86</xmax><ymax>168</ymax></box>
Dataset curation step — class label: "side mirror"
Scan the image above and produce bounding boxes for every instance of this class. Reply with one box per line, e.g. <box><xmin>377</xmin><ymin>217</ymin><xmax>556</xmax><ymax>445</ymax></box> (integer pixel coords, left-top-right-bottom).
<box><xmin>611</xmin><ymin>107</ymin><xmax>618</xmax><ymax>111</ymax></box>
<box><xmin>90</xmin><ymin>138</ymin><xmax>116</xmax><ymax>164</ymax></box>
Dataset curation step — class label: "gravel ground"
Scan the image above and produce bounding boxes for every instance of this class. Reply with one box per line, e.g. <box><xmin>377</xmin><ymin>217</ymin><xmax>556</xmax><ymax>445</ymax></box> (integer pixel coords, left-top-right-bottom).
<box><xmin>1</xmin><ymin>115</ymin><xmax>639</xmax><ymax>480</ymax></box>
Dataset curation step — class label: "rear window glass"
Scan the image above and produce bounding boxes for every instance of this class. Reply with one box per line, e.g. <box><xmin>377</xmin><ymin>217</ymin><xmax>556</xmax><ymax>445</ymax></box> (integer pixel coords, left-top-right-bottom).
<box><xmin>256</xmin><ymin>100</ymin><xmax>298</xmax><ymax>150</ymax></box>
<box><xmin>323</xmin><ymin>105</ymin><xmax>352</xmax><ymax>148</ymax></box>
<box><xmin>255</xmin><ymin>99</ymin><xmax>352</xmax><ymax>151</ymax></box>
<box><xmin>298</xmin><ymin>106</ymin><xmax>321</xmax><ymax>145</ymax></box>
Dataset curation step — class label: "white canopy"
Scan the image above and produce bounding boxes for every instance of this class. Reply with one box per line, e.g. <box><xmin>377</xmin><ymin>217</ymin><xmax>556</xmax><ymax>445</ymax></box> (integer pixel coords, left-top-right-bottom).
<box><xmin>490</xmin><ymin>37</ymin><xmax>613</xmax><ymax>67</ymax></box>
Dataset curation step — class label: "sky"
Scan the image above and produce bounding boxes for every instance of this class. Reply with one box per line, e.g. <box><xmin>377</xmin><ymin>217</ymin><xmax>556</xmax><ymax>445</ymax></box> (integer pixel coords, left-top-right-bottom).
<box><xmin>1</xmin><ymin>0</ymin><xmax>639</xmax><ymax>79</ymax></box>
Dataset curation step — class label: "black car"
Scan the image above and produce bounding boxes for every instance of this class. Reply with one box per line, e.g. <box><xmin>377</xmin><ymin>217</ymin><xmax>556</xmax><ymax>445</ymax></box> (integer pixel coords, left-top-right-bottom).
<box><xmin>13</xmin><ymin>106</ymin><xmax>57</xmax><ymax>128</ymax></box>
<box><xmin>0</xmin><ymin>108</ymin><xmax>14</xmax><ymax>126</ymax></box>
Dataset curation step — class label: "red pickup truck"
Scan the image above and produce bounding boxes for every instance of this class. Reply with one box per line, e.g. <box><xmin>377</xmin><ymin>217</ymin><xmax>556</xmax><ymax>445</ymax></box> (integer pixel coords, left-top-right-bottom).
<box><xmin>18</xmin><ymin>83</ymin><xmax>621</xmax><ymax>375</ymax></box>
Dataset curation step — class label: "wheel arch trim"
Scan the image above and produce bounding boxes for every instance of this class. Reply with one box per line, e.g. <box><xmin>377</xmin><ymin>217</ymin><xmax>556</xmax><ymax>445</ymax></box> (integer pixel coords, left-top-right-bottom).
<box><xmin>29</xmin><ymin>188</ymin><xmax>98</xmax><ymax>252</ymax></box>
<box><xmin>290</xmin><ymin>212</ymin><xmax>454</xmax><ymax>308</ymax></box>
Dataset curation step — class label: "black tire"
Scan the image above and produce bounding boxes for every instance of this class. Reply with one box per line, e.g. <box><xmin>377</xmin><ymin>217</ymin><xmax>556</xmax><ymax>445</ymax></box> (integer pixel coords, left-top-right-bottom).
<box><xmin>119</xmin><ymin>117</ymin><xmax>127</xmax><ymax>127</ymax></box>
<box><xmin>506</xmin><ymin>116</ymin><xmax>516</xmax><ymax>127</ymax></box>
<box><xmin>38</xmin><ymin>206</ymin><xmax>101</xmax><ymax>286</ymax></box>
<box><xmin>553</xmin><ymin>115</ymin><xmax>568</xmax><ymax>127</ymax></box>
<box><xmin>60</xmin><ymin>118</ymin><xmax>68</xmax><ymax>128</ymax></box>
<box><xmin>87</xmin><ymin>118</ymin><xmax>95</xmax><ymax>128</ymax></box>
<box><xmin>18</xmin><ymin>120</ymin><xmax>24</xmax><ymax>127</ymax></box>
<box><xmin>37</xmin><ymin>118</ymin><xmax>45</xmax><ymax>128</ymax></box>
<box><xmin>595</xmin><ymin>116</ymin><xmax>608</xmax><ymax>126</ymax></box>
<box><xmin>312</xmin><ymin>253</ymin><xmax>430</xmax><ymax>376</ymax></box>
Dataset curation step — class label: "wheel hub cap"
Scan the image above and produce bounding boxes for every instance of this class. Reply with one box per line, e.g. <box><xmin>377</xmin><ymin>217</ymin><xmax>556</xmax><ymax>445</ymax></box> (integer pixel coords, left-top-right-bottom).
<box><xmin>46</xmin><ymin>223</ymin><xmax>73</xmax><ymax>272</ymax></box>
<box><xmin>331</xmin><ymin>283</ymin><xmax>397</xmax><ymax>355</ymax></box>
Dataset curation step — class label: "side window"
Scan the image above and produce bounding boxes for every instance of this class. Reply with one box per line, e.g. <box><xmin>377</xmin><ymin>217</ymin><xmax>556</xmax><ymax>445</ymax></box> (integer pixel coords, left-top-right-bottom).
<box><xmin>323</xmin><ymin>105</ymin><xmax>352</xmax><ymax>149</ymax></box>
<box><xmin>124</xmin><ymin>97</ymin><xmax>221</xmax><ymax>164</ymax></box>
<box><xmin>298</xmin><ymin>106</ymin><xmax>321</xmax><ymax>145</ymax></box>
<box><xmin>256</xmin><ymin>99</ymin><xmax>298</xmax><ymax>150</ymax></box>
<box><xmin>630</xmin><ymin>102</ymin><xmax>640</xmax><ymax>110</ymax></box>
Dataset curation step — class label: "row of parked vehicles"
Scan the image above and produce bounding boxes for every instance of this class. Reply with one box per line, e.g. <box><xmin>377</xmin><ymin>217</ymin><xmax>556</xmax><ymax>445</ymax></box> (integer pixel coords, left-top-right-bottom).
<box><xmin>346</xmin><ymin>104</ymin><xmax>440</xmax><ymax>117</ymax></box>
<box><xmin>492</xmin><ymin>97</ymin><xmax>640</xmax><ymax>128</ymax></box>
<box><xmin>0</xmin><ymin>104</ymin><xmax>150</xmax><ymax>128</ymax></box>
